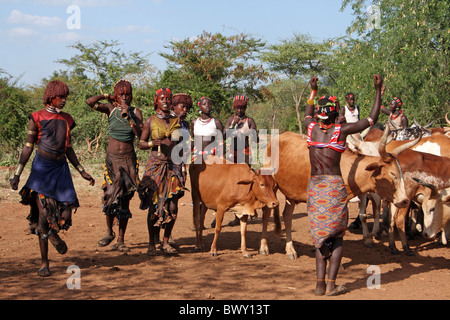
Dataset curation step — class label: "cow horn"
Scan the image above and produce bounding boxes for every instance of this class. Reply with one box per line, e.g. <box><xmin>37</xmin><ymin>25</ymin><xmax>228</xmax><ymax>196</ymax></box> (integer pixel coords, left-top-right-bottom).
<box><xmin>413</xmin><ymin>119</ymin><xmax>420</xmax><ymax>128</ymax></box>
<box><xmin>390</xmin><ymin>132</ymin><xmax>422</xmax><ymax>157</ymax></box>
<box><xmin>424</xmin><ymin>121</ymin><xmax>433</xmax><ymax>128</ymax></box>
<box><xmin>413</xmin><ymin>177</ymin><xmax>438</xmax><ymax>198</ymax></box>
<box><xmin>360</xmin><ymin>127</ymin><xmax>371</xmax><ymax>139</ymax></box>
<box><xmin>347</xmin><ymin>134</ymin><xmax>362</xmax><ymax>148</ymax></box>
<box><xmin>378</xmin><ymin>125</ymin><xmax>392</xmax><ymax>162</ymax></box>
<box><xmin>446</xmin><ymin>113</ymin><xmax>450</xmax><ymax>125</ymax></box>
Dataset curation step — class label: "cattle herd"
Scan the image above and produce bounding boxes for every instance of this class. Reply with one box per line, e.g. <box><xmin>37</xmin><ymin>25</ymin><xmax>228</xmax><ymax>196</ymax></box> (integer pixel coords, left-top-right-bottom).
<box><xmin>191</xmin><ymin>115</ymin><xmax>450</xmax><ymax>259</ymax></box>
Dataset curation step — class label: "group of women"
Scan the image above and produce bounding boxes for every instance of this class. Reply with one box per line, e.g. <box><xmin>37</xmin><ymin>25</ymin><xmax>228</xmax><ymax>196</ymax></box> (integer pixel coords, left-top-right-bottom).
<box><xmin>10</xmin><ymin>79</ymin><xmax>257</xmax><ymax>277</ymax></box>
<box><xmin>11</xmin><ymin>74</ymin><xmax>393</xmax><ymax>297</ymax></box>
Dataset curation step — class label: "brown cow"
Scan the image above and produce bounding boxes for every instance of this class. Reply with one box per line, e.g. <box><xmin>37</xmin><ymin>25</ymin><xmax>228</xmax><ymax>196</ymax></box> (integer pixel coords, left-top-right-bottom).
<box><xmin>260</xmin><ymin>127</ymin><xmax>412</xmax><ymax>259</ymax></box>
<box><xmin>349</xmin><ymin>129</ymin><xmax>450</xmax><ymax>254</ymax></box>
<box><xmin>189</xmin><ymin>156</ymin><xmax>279</xmax><ymax>257</ymax></box>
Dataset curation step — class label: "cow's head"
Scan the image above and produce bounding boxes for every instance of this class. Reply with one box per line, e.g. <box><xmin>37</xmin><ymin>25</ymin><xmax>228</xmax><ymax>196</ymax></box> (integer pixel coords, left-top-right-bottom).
<box><xmin>414</xmin><ymin>178</ymin><xmax>450</xmax><ymax>242</ymax></box>
<box><xmin>238</xmin><ymin>169</ymin><xmax>279</xmax><ymax>209</ymax></box>
<box><xmin>363</xmin><ymin>126</ymin><xmax>421</xmax><ymax>208</ymax></box>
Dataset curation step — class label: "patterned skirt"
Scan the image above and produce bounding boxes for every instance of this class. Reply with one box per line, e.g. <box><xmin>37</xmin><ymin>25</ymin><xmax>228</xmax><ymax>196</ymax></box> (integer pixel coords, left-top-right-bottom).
<box><xmin>138</xmin><ymin>157</ymin><xmax>185</xmax><ymax>227</ymax></box>
<box><xmin>102</xmin><ymin>151</ymin><xmax>139</xmax><ymax>219</ymax></box>
<box><xmin>307</xmin><ymin>175</ymin><xmax>348</xmax><ymax>249</ymax></box>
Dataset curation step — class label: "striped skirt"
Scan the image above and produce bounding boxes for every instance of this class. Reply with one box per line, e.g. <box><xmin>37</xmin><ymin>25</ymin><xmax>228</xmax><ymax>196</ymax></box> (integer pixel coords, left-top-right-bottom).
<box><xmin>307</xmin><ymin>175</ymin><xmax>348</xmax><ymax>249</ymax></box>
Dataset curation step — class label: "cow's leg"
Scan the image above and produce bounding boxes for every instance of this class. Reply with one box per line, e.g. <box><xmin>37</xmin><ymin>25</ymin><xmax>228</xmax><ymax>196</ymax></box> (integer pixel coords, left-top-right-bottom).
<box><xmin>259</xmin><ymin>205</ymin><xmax>281</xmax><ymax>256</ymax></box>
<box><xmin>395</xmin><ymin>207</ymin><xmax>414</xmax><ymax>256</ymax></box>
<box><xmin>388</xmin><ymin>204</ymin><xmax>400</xmax><ymax>254</ymax></box>
<box><xmin>210</xmin><ymin>206</ymin><xmax>226</xmax><ymax>257</ymax></box>
<box><xmin>370</xmin><ymin>194</ymin><xmax>382</xmax><ymax>239</ymax></box>
<box><xmin>358</xmin><ymin>193</ymin><xmax>374</xmax><ymax>247</ymax></box>
<box><xmin>259</xmin><ymin>206</ymin><xmax>271</xmax><ymax>255</ymax></box>
<box><xmin>283</xmin><ymin>199</ymin><xmax>298</xmax><ymax>260</ymax></box>
<box><xmin>192</xmin><ymin>195</ymin><xmax>204</xmax><ymax>252</ymax></box>
<box><xmin>240</xmin><ymin>215</ymin><xmax>251</xmax><ymax>258</ymax></box>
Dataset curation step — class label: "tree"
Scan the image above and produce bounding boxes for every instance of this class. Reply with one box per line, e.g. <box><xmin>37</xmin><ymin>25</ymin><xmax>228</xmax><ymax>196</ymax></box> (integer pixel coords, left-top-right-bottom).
<box><xmin>159</xmin><ymin>31</ymin><xmax>271</xmax><ymax>121</ymax></box>
<box><xmin>261</xmin><ymin>33</ymin><xmax>331</xmax><ymax>134</ymax></box>
<box><xmin>329</xmin><ymin>0</ymin><xmax>449</xmax><ymax>126</ymax></box>
<box><xmin>55</xmin><ymin>40</ymin><xmax>153</xmax><ymax>151</ymax></box>
<box><xmin>0</xmin><ymin>71</ymin><xmax>31</xmax><ymax>162</ymax></box>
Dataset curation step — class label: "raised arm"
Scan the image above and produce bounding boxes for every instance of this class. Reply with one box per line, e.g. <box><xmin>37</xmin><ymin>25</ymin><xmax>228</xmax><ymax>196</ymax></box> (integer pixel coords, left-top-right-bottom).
<box><xmin>341</xmin><ymin>74</ymin><xmax>383</xmax><ymax>135</ymax></box>
<box><xmin>304</xmin><ymin>77</ymin><xmax>319</xmax><ymax>127</ymax></box>
<box><xmin>86</xmin><ymin>93</ymin><xmax>113</xmax><ymax>114</ymax></box>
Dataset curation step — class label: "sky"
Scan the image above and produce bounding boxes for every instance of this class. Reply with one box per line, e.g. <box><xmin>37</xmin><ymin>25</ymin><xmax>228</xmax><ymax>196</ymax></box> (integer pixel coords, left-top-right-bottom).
<box><xmin>0</xmin><ymin>0</ymin><xmax>355</xmax><ymax>87</ymax></box>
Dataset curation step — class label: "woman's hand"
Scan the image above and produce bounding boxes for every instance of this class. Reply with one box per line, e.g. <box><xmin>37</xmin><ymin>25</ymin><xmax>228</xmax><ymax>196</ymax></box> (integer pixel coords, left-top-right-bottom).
<box><xmin>310</xmin><ymin>77</ymin><xmax>319</xmax><ymax>91</ymax></box>
<box><xmin>374</xmin><ymin>74</ymin><xmax>383</xmax><ymax>90</ymax></box>
<box><xmin>81</xmin><ymin>171</ymin><xmax>95</xmax><ymax>186</ymax></box>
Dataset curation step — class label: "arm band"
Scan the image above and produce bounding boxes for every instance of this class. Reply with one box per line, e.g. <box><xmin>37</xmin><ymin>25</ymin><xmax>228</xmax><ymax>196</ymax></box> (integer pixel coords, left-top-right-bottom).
<box><xmin>91</xmin><ymin>103</ymin><xmax>99</xmax><ymax>110</ymax></box>
<box><xmin>25</xmin><ymin>142</ymin><xmax>34</xmax><ymax>148</ymax></box>
<box><xmin>76</xmin><ymin>165</ymin><xmax>85</xmax><ymax>173</ymax></box>
<box><xmin>27</xmin><ymin>130</ymin><xmax>37</xmax><ymax>135</ymax></box>
<box><xmin>367</xmin><ymin>117</ymin><xmax>375</xmax><ymax>126</ymax></box>
<box><xmin>15</xmin><ymin>164</ymin><xmax>25</xmax><ymax>177</ymax></box>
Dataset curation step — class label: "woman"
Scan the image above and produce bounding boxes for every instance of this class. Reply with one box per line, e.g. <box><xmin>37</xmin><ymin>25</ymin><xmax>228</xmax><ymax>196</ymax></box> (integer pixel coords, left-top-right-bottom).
<box><xmin>225</xmin><ymin>94</ymin><xmax>258</xmax><ymax>165</ymax></box>
<box><xmin>381</xmin><ymin>96</ymin><xmax>408</xmax><ymax>130</ymax></box>
<box><xmin>10</xmin><ymin>80</ymin><xmax>95</xmax><ymax>277</ymax></box>
<box><xmin>86</xmin><ymin>79</ymin><xmax>143</xmax><ymax>252</ymax></box>
<box><xmin>190</xmin><ymin>97</ymin><xmax>224</xmax><ymax>164</ymax></box>
<box><xmin>138</xmin><ymin>88</ymin><xmax>184</xmax><ymax>255</ymax></box>
<box><xmin>189</xmin><ymin>97</ymin><xmax>224</xmax><ymax>230</ymax></box>
<box><xmin>304</xmin><ymin>74</ymin><xmax>383</xmax><ymax>296</ymax></box>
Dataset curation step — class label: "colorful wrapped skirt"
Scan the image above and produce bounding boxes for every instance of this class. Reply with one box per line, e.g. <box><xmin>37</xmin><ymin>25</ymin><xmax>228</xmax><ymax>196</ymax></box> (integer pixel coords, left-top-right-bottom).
<box><xmin>19</xmin><ymin>151</ymin><xmax>79</xmax><ymax>236</ymax></box>
<box><xmin>138</xmin><ymin>156</ymin><xmax>185</xmax><ymax>227</ymax></box>
<box><xmin>307</xmin><ymin>175</ymin><xmax>348</xmax><ymax>249</ymax></box>
<box><xmin>102</xmin><ymin>151</ymin><xmax>138</xmax><ymax>219</ymax></box>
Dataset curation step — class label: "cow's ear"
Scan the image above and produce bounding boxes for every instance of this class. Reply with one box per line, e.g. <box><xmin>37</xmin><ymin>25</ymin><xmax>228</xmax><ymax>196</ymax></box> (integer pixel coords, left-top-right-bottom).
<box><xmin>365</xmin><ymin>162</ymin><xmax>382</xmax><ymax>172</ymax></box>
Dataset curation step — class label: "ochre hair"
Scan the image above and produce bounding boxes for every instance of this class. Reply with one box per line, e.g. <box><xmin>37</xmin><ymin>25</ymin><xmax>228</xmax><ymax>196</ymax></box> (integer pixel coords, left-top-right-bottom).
<box><xmin>153</xmin><ymin>88</ymin><xmax>172</xmax><ymax>110</ymax></box>
<box><xmin>114</xmin><ymin>80</ymin><xmax>133</xmax><ymax>103</ymax></box>
<box><xmin>43</xmin><ymin>80</ymin><xmax>69</xmax><ymax>105</ymax></box>
<box><xmin>172</xmin><ymin>93</ymin><xmax>193</xmax><ymax>108</ymax></box>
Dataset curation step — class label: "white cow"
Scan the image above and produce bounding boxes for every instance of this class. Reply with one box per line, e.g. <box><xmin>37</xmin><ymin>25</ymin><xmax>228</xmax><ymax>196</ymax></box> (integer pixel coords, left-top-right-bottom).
<box><xmin>414</xmin><ymin>179</ymin><xmax>450</xmax><ymax>245</ymax></box>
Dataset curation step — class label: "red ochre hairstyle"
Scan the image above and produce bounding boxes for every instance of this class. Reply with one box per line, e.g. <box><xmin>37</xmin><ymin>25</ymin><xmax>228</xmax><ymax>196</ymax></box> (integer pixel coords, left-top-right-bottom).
<box><xmin>172</xmin><ymin>93</ymin><xmax>193</xmax><ymax>108</ymax></box>
<box><xmin>43</xmin><ymin>80</ymin><xmax>69</xmax><ymax>105</ymax></box>
<box><xmin>233</xmin><ymin>94</ymin><xmax>248</xmax><ymax>108</ymax></box>
<box><xmin>153</xmin><ymin>87</ymin><xmax>172</xmax><ymax>110</ymax></box>
<box><xmin>114</xmin><ymin>79</ymin><xmax>133</xmax><ymax>103</ymax></box>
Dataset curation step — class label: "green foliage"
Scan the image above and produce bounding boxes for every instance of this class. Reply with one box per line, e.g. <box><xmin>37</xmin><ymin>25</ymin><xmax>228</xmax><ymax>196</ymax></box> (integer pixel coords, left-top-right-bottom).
<box><xmin>261</xmin><ymin>33</ymin><xmax>332</xmax><ymax>134</ymax></box>
<box><xmin>331</xmin><ymin>0</ymin><xmax>450</xmax><ymax>125</ymax></box>
<box><xmin>0</xmin><ymin>72</ymin><xmax>31</xmax><ymax>155</ymax></box>
<box><xmin>158</xmin><ymin>31</ymin><xmax>271</xmax><ymax>123</ymax></box>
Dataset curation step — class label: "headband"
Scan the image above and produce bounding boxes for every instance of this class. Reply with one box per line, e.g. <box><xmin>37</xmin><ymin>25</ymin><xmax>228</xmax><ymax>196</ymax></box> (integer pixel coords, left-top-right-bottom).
<box><xmin>155</xmin><ymin>87</ymin><xmax>172</xmax><ymax>97</ymax></box>
<box><xmin>233</xmin><ymin>95</ymin><xmax>248</xmax><ymax>102</ymax></box>
<box><xmin>392</xmin><ymin>97</ymin><xmax>402</xmax><ymax>107</ymax></box>
<box><xmin>197</xmin><ymin>96</ymin><xmax>211</xmax><ymax>106</ymax></box>
<box><xmin>316</xmin><ymin>96</ymin><xmax>339</xmax><ymax>119</ymax></box>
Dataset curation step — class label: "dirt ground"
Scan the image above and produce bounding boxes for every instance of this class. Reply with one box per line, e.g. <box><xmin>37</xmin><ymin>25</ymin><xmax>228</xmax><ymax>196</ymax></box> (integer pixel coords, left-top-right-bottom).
<box><xmin>0</xmin><ymin>164</ymin><xmax>449</xmax><ymax>301</ymax></box>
